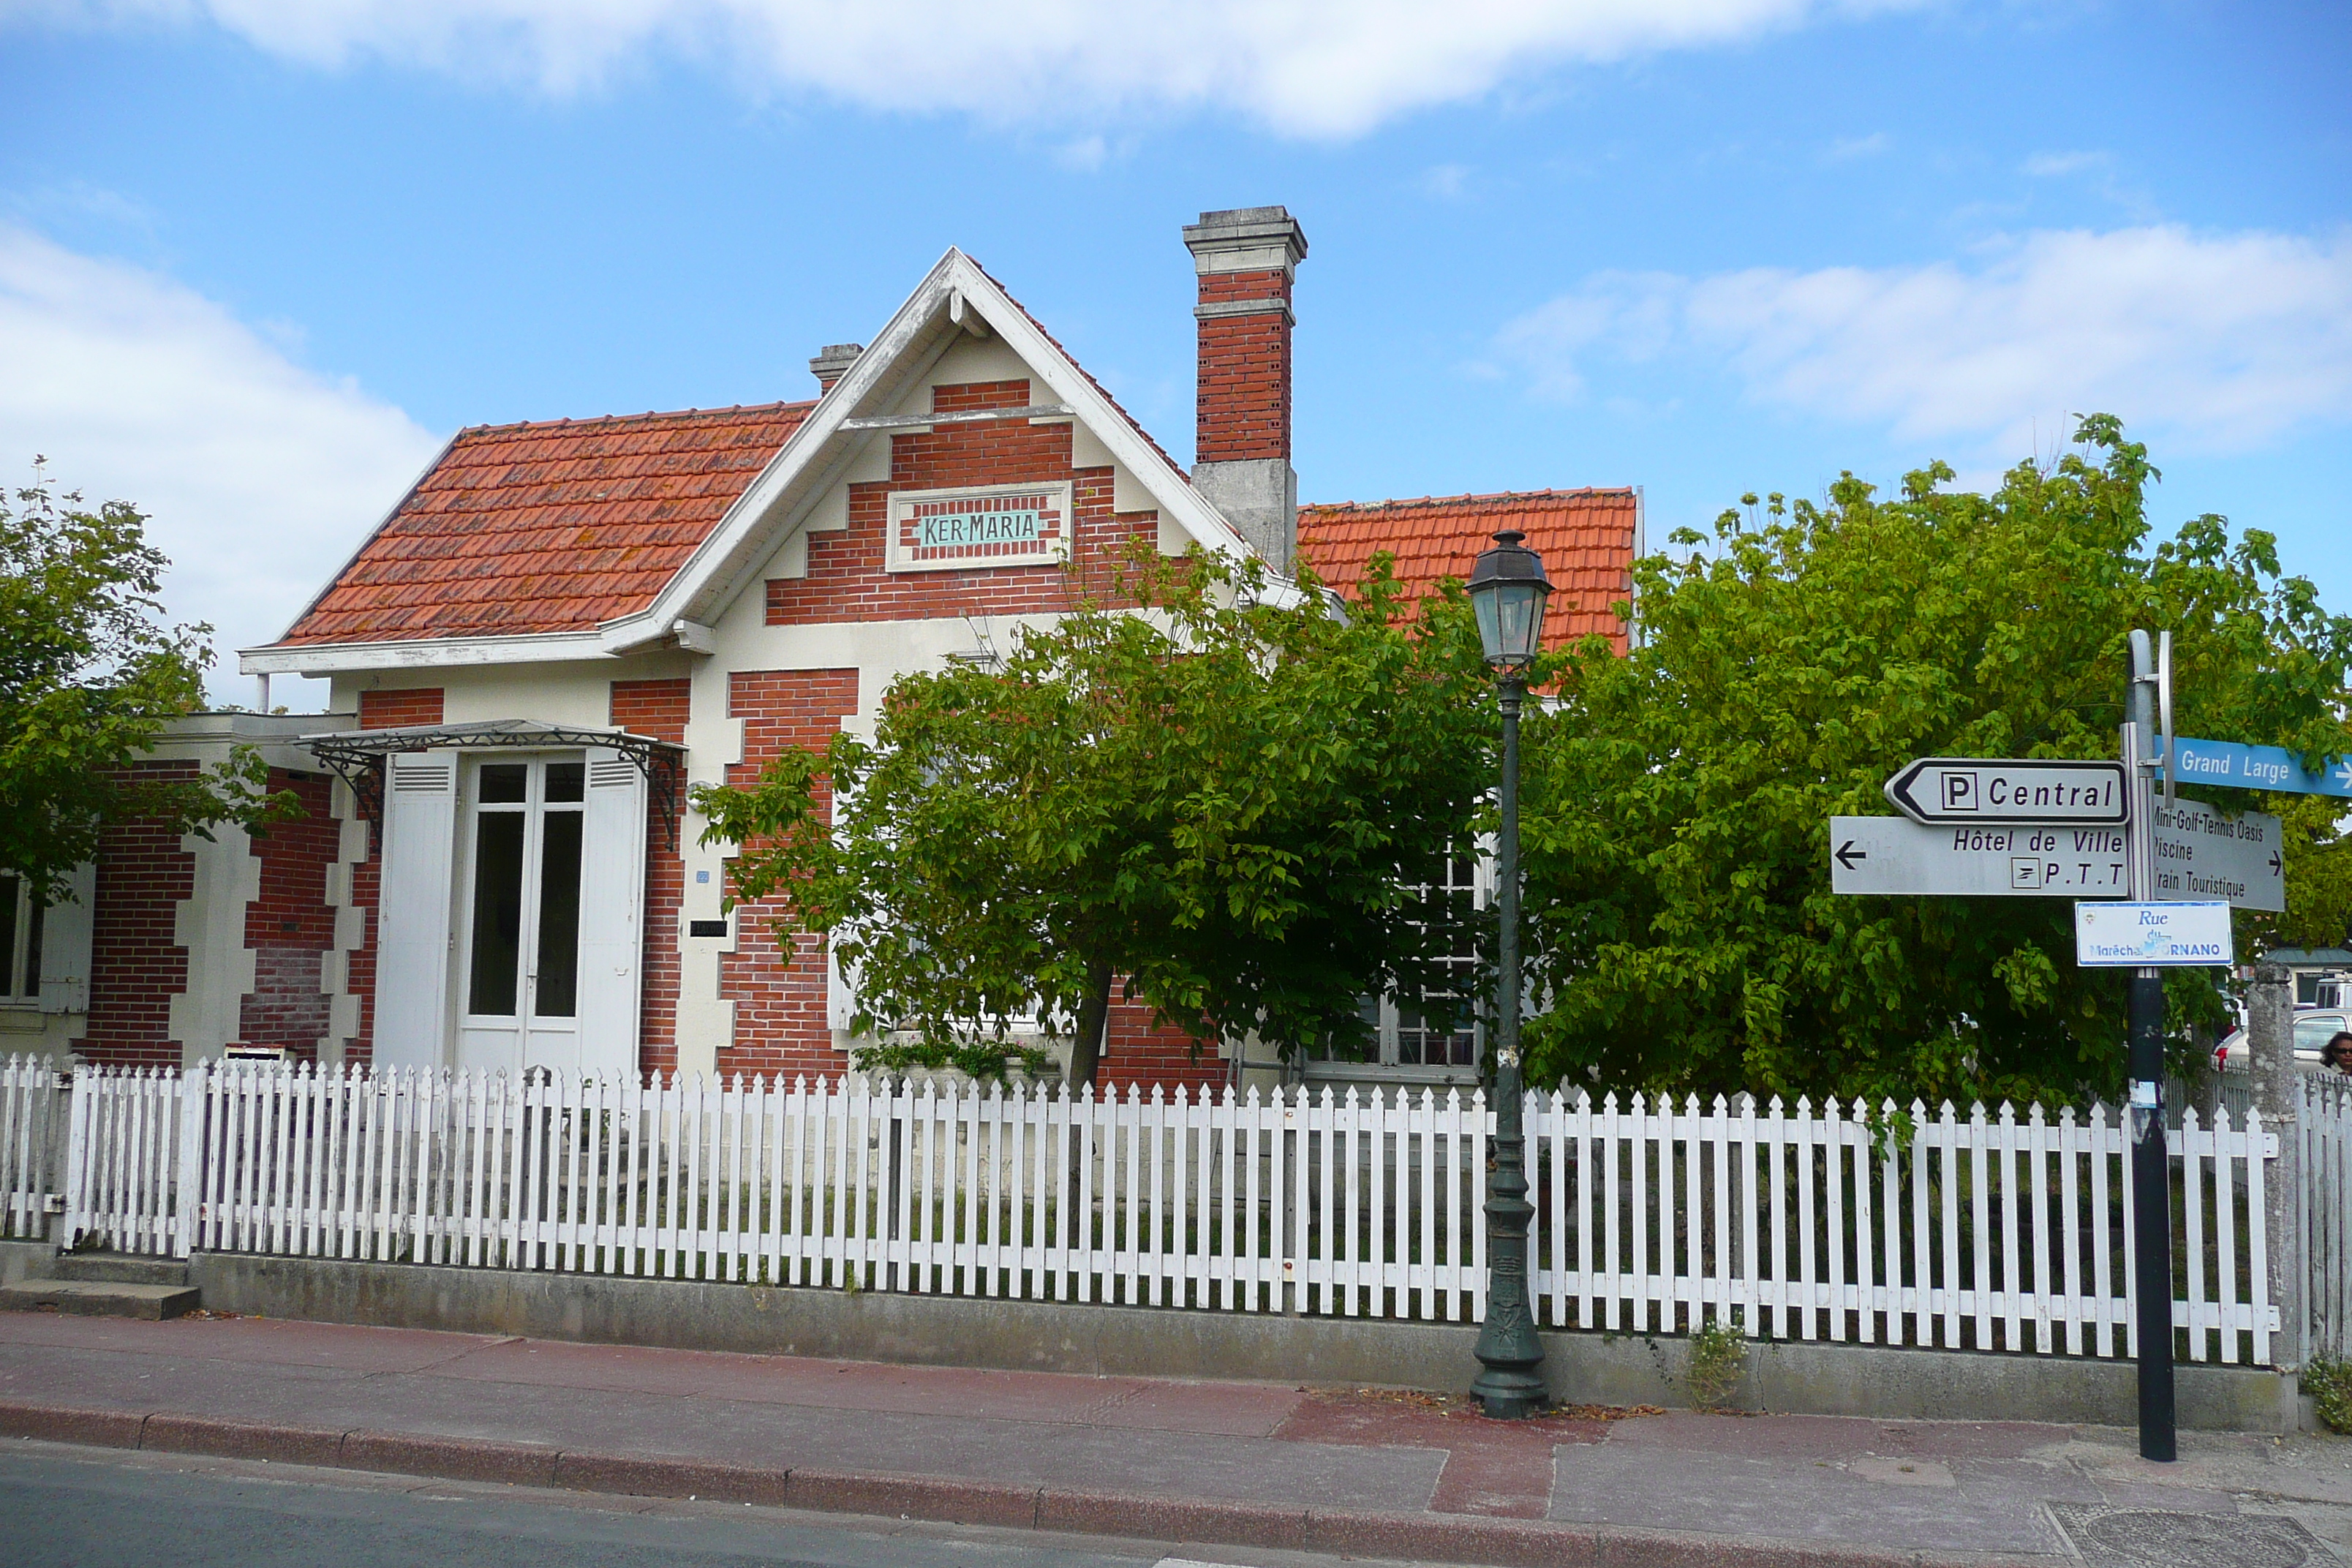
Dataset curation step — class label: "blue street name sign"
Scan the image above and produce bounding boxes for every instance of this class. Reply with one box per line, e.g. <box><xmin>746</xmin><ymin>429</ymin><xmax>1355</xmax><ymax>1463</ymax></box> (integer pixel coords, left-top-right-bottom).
<box><xmin>2171</xmin><ymin>736</ymin><xmax>2352</xmax><ymax>799</ymax></box>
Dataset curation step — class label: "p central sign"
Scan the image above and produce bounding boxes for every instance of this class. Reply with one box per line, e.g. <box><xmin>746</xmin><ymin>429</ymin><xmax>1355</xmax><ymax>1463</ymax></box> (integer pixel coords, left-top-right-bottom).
<box><xmin>887</xmin><ymin>482</ymin><xmax>1072</xmax><ymax>573</ymax></box>
<box><xmin>1884</xmin><ymin>757</ymin><xmax>2127</xmax><ymax>826</ymax></box>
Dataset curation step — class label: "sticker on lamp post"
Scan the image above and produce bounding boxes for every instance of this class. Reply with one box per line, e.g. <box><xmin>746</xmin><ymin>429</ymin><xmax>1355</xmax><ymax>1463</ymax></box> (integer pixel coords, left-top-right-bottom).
<box><xmin>2073</xmin><ymin>901</ymin><xmax>2234</xmax><ymax>968</ymax></box>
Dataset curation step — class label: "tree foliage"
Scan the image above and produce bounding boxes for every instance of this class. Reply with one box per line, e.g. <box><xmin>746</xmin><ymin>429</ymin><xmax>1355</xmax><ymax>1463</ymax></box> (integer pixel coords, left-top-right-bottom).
<box><xmin>694</xmin><ymin>550</ymin><xmax>1495</xmax><ymax>1084</ymax></box>
<box><xmin>0</xmin><ymin>478</ymin><xmax>297</xmax><ymax>902</ymax></box>
<box><xmin>1519</xmin><ymin>418</ymin><xmax>2352</xmax><ymax>1110</ymax></box>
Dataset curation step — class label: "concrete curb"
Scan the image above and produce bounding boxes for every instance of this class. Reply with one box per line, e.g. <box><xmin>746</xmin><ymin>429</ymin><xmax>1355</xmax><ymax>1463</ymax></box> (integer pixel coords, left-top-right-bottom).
<box><xmin>0</xmin><ymin>1398</ymin><xmax>2048</xmax><ymax>1567</ymax></box>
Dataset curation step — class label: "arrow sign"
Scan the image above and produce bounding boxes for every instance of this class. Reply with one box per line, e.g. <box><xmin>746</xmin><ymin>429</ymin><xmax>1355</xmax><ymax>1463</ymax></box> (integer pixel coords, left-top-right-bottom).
<box><xmin>1884</xmin><ymin>758</ymin><xmax>2128</xmax><ymax>826</ymax></box>
<box><xmin>1830</xmin><ymin>816</ymin><xmax>2131</xmax><ymax>897</ymax></box>
<box><xmin>2152</xmin><ymin>801</ymin><xmax>2284</xmax><ymax>913</ymax></box>
<box><xmin>2170</xmin><ymin>736</ymin><xmax>2352</xmax><ymax>799</ymax></box>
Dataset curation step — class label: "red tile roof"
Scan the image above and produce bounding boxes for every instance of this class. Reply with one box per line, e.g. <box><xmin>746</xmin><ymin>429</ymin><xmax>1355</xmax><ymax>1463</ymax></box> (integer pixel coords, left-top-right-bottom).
<box><xmin>271</xmin><ymin>402</ymin><xmax>813</xmax><ymax>646</ymax></box>
<box><xmin>1296</xmin><ymin>489</ymin><xmax>1638</xmax><ymax>652</ymax></box>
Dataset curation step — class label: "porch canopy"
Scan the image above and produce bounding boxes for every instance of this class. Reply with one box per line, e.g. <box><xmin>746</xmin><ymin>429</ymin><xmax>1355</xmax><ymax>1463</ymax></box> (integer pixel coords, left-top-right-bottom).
<box><xmin>301</xmin><ymin>720</ymin><xmax>686</xmax><ymax>841</ymax></box>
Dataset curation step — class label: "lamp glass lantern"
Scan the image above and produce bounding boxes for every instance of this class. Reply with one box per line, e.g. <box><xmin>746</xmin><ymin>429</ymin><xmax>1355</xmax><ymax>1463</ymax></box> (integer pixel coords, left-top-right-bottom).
<box><xmin>1465</xmin><ymin>530</ymin><xmax>1553</xmax><ymax>671</ymax></box>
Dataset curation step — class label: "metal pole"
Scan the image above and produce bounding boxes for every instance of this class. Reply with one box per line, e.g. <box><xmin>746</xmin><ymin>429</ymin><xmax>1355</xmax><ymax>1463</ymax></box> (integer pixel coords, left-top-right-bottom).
<box><xmin>2124</xmin><ymin>633</ymin><xmax>2176</xmax><ymax>1462</ymax></box>
<box><xmin>1473</xmin><ymin>674</ymin><xmax>1547</xmax><ymax>1417</ymax></box>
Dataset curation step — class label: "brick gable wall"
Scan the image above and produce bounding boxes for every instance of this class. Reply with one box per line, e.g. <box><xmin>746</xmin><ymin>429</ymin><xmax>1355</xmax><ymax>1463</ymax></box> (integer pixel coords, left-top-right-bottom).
<box><xmin>79</xmin><ymin>761</ymin><xmax>201</xmax><ymax>1068</ymax></box>
<box><xmin>766</xmin><ymin>380</ymin><xmax>1159</xmax><ymax>628</ymax></box>
<box><xmin>611</xmin><ymin>677</ymin><xmax>691</xmax><ymax>1075</ymax></box>
<box><xmin>716</xmin><ymin>668</ymin><xmax>860</xmax><ymax>1077</ymax></box>
<box><xmin>237</xmin><ymin>769</ymin><xmax>339</xmax><ymax>1058</ymax></box>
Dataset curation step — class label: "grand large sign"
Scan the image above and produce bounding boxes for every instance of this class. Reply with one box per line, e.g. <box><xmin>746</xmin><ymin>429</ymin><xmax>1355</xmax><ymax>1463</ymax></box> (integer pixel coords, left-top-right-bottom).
<box><xmin>886</xmin><ymin>482</ymin><xmax>1073</xmax><ymax>573</ymax></box>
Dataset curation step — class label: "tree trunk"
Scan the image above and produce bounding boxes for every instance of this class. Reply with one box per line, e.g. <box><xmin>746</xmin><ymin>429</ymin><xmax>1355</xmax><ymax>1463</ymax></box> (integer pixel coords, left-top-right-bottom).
<box><xmin>1067</xmin><ymin>960</ymin><xmax>1115</xmax><ymax>1089</ymax></box>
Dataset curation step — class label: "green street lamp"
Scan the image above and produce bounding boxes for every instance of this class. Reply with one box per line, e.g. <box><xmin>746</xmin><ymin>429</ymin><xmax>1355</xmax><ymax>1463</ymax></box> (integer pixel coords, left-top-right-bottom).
<box><xmin>1464</xmin><ymin>528</ymin><xmax>1551</xmax><ymax>1420</ymax></box>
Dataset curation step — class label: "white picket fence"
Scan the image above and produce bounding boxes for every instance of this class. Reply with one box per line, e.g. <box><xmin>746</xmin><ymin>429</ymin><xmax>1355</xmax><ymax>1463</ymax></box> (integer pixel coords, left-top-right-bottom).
<box><xmin>0</xmin><ymin>1055</ymin><xmax>2308</xmax><ymax>1368</ymax></box>
<box><xmin>0</xmin><ymin>1056</ymin><xmax>65</xmax><ymax>1241</ymax></box>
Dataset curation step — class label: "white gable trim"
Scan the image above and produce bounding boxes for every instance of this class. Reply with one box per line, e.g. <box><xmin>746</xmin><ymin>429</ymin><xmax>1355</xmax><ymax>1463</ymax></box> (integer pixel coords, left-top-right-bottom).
<box><xmin>605</xmin><ymin>249</ymin><xmax>1254</xmax><ymax>649</ymax></box>
<box><xmin>241</xmin><ymin>249</ymin><xmax>1258</xmax><ymax>677</ymax></box>
<box><xmin>242</xmin><ymin>630</ymin><xmax>606</xmax><ymax>676</ymax></box>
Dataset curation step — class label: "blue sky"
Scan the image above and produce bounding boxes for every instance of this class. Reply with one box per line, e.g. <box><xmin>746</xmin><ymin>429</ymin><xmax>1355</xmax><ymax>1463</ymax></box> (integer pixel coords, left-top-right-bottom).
<box><xmin>2</xmin><ymin>1</ymin><xmax>2346</xmax><ymax>706</ymax></box>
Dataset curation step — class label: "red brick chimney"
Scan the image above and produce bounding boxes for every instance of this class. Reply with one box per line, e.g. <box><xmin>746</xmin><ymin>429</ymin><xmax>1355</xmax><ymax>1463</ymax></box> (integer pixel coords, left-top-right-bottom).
<box><xmin>1183</xmin><ymin>207</ymin><xmax>1308</xmax><ymax>570</ymax></box>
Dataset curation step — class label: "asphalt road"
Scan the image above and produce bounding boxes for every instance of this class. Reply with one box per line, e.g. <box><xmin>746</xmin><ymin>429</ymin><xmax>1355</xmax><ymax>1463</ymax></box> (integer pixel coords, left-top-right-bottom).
<box><xmin>0</xmin><ymin>1441</ymin><xmax>1325</xmax><ymax>1568</ymax></box>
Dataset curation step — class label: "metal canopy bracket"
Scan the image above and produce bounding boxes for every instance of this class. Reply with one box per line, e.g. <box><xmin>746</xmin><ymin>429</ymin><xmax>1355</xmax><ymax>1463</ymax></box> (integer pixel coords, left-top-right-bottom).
<box><xmin>301</xmin><ymin>720</ymin><xmax>688</xmax><ymax>848</ymax></box>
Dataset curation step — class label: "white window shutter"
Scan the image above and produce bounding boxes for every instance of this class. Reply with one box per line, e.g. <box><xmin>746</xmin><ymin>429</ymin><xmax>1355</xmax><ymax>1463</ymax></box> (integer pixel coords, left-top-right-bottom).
<box><xmin>375</xmin><ymin>750</ymin><xmax>457</xmax><ymax>1069</ymax></box>
<box><xmin>37</xmin><ymin>861</ymin><xmax>97</xmax><ymax>1014</ymax></box>
<box><xmin>576</xmin><ymin>749</ymin><xmax>646</xmax><ymax>1077</ymax></box>
<box><xmin>826</xmin><ymin>942</ymin><xmax>854</xmax><ymax>1032</ymax></box>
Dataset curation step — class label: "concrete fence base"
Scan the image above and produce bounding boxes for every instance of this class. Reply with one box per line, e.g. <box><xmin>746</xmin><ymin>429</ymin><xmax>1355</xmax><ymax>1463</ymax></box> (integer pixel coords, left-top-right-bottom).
<box><xmin>137</xmin><ymin>1248</ymin><xmax>2303</xmax><ymax>1435</ymax></box>
<box><xmin>0</xmin><ymin>1239</ymin><xmax>2301</xmax><ymax>1433</ymax></box>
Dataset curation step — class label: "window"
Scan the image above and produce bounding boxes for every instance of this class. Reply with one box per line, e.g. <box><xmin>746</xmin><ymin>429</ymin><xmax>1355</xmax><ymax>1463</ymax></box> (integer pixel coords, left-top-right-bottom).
<box><xmin>2295</xmin><ymin>1015</ymin><xmax>2349</xmax><ymax>1055</ymax></box>
<box><xmin>461</xmin><ymin>758</ymin><xmax>584</xmax><ymax>1022</ymax></box>
<box><xmin>1384</xmin><ymin>852</ymin><xmax>1482</xmax><ymax>1068</ymax></box>
<box><xmin>0</xmin><ymin>874</ymin><xmax>41</xmax><ymax>1003</ymax></box>
<box><xmin>1324</xmin><ymin>852</ymin><xmax>1485</xmax><ymax>1074</ymax></box>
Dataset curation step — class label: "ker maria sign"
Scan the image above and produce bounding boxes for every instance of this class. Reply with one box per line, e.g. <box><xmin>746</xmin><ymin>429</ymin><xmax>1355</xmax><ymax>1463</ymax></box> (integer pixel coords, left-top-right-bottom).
<box><xmin>919</xmin><ymin>507</ymin><xmax>1041</xmax><ymax>549</ymax></box>
<box><xmin>888</xmin><ymin>481</ymin><xmax>1073</xmax><ymax>573</ymax></box>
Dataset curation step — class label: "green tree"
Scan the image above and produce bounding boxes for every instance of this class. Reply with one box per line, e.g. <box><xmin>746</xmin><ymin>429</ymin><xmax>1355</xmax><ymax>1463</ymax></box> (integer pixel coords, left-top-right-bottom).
<box><xmin>693</xmin><ymin>551</ymin><xmax>1494</xmax><ymax>1085</ymax></box>
<box><xmin>1</xmin><ymin>477</ymin><xmax>296</xmax><ymax>902</ymax></box>
<box><xmin>1519</xmin><ymin>417</ymin><xmax>2352</xmax><ymax>1110</ymax></box>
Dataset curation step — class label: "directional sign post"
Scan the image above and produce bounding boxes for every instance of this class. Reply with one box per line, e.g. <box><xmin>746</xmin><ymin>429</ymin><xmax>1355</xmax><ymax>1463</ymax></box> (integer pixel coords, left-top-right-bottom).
<box><xmin>1820</xmin><ymin>641</ymin><xmax>2336</xmax><ymax>1470</ymax></box>
<box><xmin>1829</xmin><ymin>816</ymin><xmax>2132</xmax><ymax>897</ymax></box>
<box><xmin>1884</xmin><ymin>758</ymin><xmax>2128</xmax><ymax>825</ymax></box>
<box><xmin>2151</xmin><ymin>802</ymin><xmax>2284</xmax><ymax>913</ymax></box>
<box><xmin>2171</xmin><ymin>736</ymin><xmax>2352</xmax><ymax>799</ymax></box>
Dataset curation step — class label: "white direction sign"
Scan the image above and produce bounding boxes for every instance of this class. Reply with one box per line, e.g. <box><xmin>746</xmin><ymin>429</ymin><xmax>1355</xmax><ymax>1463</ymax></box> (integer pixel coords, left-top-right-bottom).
<box><xmin>2074</xmin><ymin>901</ymin><xmax>2234</xmax><ymax>968</ymax></box>
<box><xmin>2152</xmin><ymin>802</ymin><xmax>2284</xmax><ymax>913</ymax></box>
<box><xmin>1829</xmin><ymin>816</ymin><xmax>2130</xmax><ymax>897</ymax></box>
<box><xmin>1884</xmin><ymin>757</ymin><xmax>2128</xmax><ymax>826</ymax></box>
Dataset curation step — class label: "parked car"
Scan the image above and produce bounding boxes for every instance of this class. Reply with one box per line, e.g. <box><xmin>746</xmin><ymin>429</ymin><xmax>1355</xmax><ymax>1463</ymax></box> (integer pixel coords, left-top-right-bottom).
<box><xmin>2212</xmin><ymin>1008</ymin><xmax>2348</xmax><ymax>1072</ymax></box>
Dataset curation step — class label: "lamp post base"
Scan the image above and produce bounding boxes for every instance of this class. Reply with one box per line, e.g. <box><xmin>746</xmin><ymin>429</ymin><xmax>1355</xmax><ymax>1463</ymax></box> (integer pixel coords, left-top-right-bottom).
<box><xmin>1470</xmin><ymin>1363</ymin><xmax>1548</xmax><ymax>1420</ymax></box>
<box><xmin>1471</xmin><ymin>1275</ymin><xmax>1547</xmax><ymax>1420</ymax></box>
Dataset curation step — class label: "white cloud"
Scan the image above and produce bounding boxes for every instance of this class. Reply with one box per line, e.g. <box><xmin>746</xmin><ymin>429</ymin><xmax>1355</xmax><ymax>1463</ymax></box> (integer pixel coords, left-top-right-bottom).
<box><xmin>1052</xmin><ymin>135</ymin><xmax>1110</xmax><ymax>173</ymax></box>
<box><xmin>0</xmin><ymin>227</ymin><xmax>444</xmax><ymax>702</ymax></box>
<box><xmin>42</xmin><ymin>0</ymin><xmax>1904</xmax><ymax>138</ymax></box>
<box><xmin>1420</xmin><ymin>163</ymin><xmax>1475</xmax><ymax>199</ymax></box>
<box><xmin>2021</xmin><ymin>149</ymin><xmax>2108</xmax><ymax>178</ymax></box>
<box><xmin>1824</xmin><ymin>130</ymin><xmax>1890</xmax><ymax>161</ymax></box>
<box><xmin>1499</xmin><ymin>225</ymin><xmax>2352</xmax><ymax>454</ymax></box>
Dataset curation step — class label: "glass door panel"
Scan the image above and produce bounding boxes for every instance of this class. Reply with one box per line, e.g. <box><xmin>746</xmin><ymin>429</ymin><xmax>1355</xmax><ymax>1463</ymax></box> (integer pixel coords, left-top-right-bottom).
<box><xmin>456</xmin><ymin>755</ymin><xmax>587</xmax><ymax>1074</ymax></box>
<box><xmin>466</xmin><ymin>813</ymin><xmax>526</xmax><ymax>1016</ymax></box>
<box><xmin>533</xmin><ymin>813</ymin><xmax>582</xmax><ymax>1018</ymax></box>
